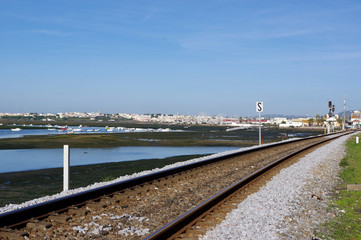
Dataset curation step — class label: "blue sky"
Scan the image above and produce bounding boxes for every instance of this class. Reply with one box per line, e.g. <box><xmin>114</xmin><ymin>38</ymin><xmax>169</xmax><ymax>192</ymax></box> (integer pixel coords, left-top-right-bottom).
<box><xmin>1</xmin><ymin>0</ymin><xmax>360</xmax><ymax>117</ymax></box>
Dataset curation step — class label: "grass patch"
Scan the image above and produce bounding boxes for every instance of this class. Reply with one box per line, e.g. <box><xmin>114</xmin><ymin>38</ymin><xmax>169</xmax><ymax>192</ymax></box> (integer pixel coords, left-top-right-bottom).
<box><xmin>318</xmin><ymin>133</ymin><xmax>361</xmax><ymax>239</ymax></box>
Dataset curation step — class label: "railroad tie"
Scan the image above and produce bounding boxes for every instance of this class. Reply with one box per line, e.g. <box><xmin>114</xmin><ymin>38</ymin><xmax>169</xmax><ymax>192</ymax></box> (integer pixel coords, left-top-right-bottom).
<box><xmin>133</xmin><ymin>187</ymin><xmax>148</xmax><ymax>195</ymax></box>
<box><xmin>244</xmin><ymin>185</ymin><xmax>259</xmax><ymax>194</ymax></box>
<box><xmin>67</xmin><ymin>207</ymin><xmax>90</xmax><ymax>216</ymax></box>
<box><xmin>181</xmin><ymin>228</ymin><xmax>205</xmax><ymax>238</ymax></box>
<box><xmin>195</xmin><ymin>220</ymin><xmax>217</xmax><ymax>230</ymax></box>
<box><xmin>48</xmin><ymin>214</ymin><xmax>71</xmax><ymax>224</ymax></box>
<box><xmin>122</xmin><ymin>188</ymin><xmax>140</xmax><ymax>197</ymax></box>
<box><xmin>229</xmin><ymin>195</ymin><xmax>247</xmax><ymax>203</ymax></box>
<box><xmin>210</xmin><ymin>211</ymin><xmax>228</xmax><ymax>219</ymax></box>
<box><xmin>86</xmin><ymin>201</ymin><xmax>107</xmax><ymax>209</ymax></box>
<box><xmin>106</xmin><ymin>197</ymin><xmax>121</xmax><ymax>206</ymax></box>
<box><xmin>26</xmin><ymin>221</ymin><xmax>52</xmax><ymax>231</ymax></box>
<box><xmin>100</xmin><ymin>197</ymin><xmax>112</xmax><ymax>205</ymax></box>
<box><xmin>220</xmin><ymin>202</ymin><xmax>238</xmax><ymax>211</ymax></box>
<box><xmin>146</xmin><ymin>187</ymin><xmax>158</xmax><ymax>195</ymax></box>
<box><xmin>112</xmin><ymin>193</ymin><xmax>128</xmax><ymax>201</ymax></box>
<box><xmin>0</xmin><ymin>229</ymin><xmax>28</xmax><ymax>240</ymax></box>
<box><xmin>158</xmin><ymin>179</ymin><xmax>173</xmax><ymax>187</ymax></box>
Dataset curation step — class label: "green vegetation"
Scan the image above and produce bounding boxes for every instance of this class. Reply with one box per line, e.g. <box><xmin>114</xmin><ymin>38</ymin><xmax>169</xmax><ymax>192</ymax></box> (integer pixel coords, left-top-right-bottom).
<box><xmin>319</xmin><ymin>134</ymin><xmax>361</xmax><ymax>239</ymax></box>
<box><xmin>0</xmin><ymin>154</ymin><xmax>207</xmax><ymax>207</ymax></box>
<box><xmin>308</xmin><ymin>118</ymin><xmax>314</xmax><ymax>126</ymax></box>
<box><xmin>0</xmin><ymin>125</ymin><xmax>323</xmax><ymax>149</ymax></box>
<box><xmin>0</xmin><ymin>125</ymin><xmax>46</xmax><ymax>130</ymax></box>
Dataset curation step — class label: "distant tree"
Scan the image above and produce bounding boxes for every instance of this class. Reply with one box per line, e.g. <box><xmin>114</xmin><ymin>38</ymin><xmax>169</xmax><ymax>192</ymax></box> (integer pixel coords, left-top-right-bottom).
<box><xmin>308</xmin><ymin>118</ymin><xmax>315</xmax><ymax>126</ymax></box>
<box><xmin>336</xmin><ymin>117</ymin><xmax>343</xmax><ymax>126</ymax></box>
<box><xmin>316</xmin><ymin>117</ymin><xmax>324</xmax><ymax>126</ymax></box>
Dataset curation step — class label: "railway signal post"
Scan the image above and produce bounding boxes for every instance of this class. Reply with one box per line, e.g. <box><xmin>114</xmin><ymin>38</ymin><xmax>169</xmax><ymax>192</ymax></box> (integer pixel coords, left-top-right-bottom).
<box><xmin>326</xmin><ymin>101</ymin><xmax>336</xmax><ymax>134</ymax></box>
<box><xmin>256</xmin><ymin>101</ymin><xmax>263</xmax><ymax>145</ymax></box>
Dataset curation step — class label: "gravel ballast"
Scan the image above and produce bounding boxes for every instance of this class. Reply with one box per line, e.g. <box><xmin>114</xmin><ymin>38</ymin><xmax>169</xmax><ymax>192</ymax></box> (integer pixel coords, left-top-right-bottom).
<box><xmin>200</xmin><ymin>134</ymin><xmax>351</xmax><ymax>240</ymax></box>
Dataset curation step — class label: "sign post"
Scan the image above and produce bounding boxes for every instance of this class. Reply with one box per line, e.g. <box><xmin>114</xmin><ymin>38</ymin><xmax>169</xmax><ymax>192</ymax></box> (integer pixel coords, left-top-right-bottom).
<box><xmin>63</xmin><ymin>145</ymin><xmax>70</xmax><ymax>192</ymax></box>
<box><xmin>256</xmin><ymin>101</ymin><xmax>263</xmax><ymax>145</ymax></box>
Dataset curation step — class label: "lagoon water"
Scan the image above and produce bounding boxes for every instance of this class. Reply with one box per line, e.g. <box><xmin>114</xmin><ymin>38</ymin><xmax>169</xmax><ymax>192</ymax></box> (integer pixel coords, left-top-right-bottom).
<box><xmin>0</xmin><ymin>146</ymin><xmax>239</xmax><ymax>173</ymax></box>
<box><xmin>0</xmin><ymin>129</ymin><xmax>60</xmax><ymax>139</ymax></box>
<box><xmin>0</xmin><ymin>127</ymin><xmax>179</xmax><ymax>139</ymax></box>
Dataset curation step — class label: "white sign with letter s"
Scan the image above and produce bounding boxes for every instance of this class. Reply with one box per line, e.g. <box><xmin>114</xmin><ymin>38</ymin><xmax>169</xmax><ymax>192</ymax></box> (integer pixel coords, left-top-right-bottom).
<box><xmin>256</xmin><ymin>101</ymin><xmax>263</xmax><ymax>112</ymax></box>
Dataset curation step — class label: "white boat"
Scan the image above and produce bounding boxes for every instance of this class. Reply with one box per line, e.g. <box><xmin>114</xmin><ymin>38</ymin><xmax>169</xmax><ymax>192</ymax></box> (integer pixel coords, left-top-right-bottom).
<box><xmin>11</xmin><ymin>128</ymin><xmax>21</xmax><ymax>131</ymax></box>
<box><xmin>73</xmin><ymin>128</ymin><xmax>83</xmax><ymax>132</ymax></box>
<box><xmin>134</xmin><ymin>128</ymin><xmax>146</xmax><ymax>132</ymax></box>
<box><xmin>157</xmin><ymin>128</ymin><xmax>171</xmax><ymax>132</ymax></box>
<box><xmin>107</xmin><ymin>127</ymin><xmax>115</xmax><ymax>132</ymax></box>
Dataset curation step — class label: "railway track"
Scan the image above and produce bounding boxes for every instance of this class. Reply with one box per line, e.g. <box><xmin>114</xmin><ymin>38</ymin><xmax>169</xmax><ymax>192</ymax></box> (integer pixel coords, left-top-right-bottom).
<box><xmin>0</xmin><ymin>131</ymin><xmax>353</xmax><ymax>239</ymax></box>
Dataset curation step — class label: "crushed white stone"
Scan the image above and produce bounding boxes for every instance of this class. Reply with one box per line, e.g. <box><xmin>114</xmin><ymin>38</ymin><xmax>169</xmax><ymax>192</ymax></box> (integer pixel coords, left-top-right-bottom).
<box><xmin>200</xmin><ymin>134</ymin><xmax>352</xmax><ymax>240</ymax></box>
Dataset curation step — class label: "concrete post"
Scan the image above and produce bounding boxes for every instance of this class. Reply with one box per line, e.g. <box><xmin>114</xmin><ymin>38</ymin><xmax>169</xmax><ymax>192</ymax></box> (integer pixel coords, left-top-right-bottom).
<box><xmin>63</xmin><ymin>145</ymin><xmax>70</xmax><ymax>191</ymax></box>
<box><xmin>356</xmin><ymin>137</ymin><xmax>359</xmax><ymax>144</ymax></box>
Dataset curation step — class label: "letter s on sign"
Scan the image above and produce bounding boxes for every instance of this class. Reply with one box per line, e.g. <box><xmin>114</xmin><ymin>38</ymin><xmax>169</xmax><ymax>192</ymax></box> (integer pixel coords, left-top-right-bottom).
<box><xmin>256</xmin><ymin>102</ymin><xmax>263</xmax><ymax>112</ymax></box>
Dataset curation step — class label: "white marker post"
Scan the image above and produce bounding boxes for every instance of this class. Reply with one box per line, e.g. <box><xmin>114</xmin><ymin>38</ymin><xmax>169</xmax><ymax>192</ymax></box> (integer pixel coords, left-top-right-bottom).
<box><xmin>63</xmin><ymin>145</ymin><xmax>70</xmax><ymax>192</ymax></box>
<box><xmin>256</xmin><ymin>101</ymin><xmax>263</xmax><ymax>145</ymax></box>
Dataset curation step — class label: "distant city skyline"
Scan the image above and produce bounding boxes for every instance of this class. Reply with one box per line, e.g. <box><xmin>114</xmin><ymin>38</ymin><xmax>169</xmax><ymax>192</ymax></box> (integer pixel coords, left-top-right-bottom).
<box><xmin>1</xmin><ymin>1</ymin><xmax>361</xmax><ymax>116</ymax></box>
<box><xmin>0</xmin><ymin>109</ymin><xmax>354</xmax><ymax>119</ymax></box>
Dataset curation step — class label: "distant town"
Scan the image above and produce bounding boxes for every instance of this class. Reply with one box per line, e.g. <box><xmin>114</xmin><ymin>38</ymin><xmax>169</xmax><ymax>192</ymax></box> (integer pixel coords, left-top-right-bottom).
<box><xmin>0</xmin><ymin>111</ymin><xmax>360</xmax><ymax>129</ymax></box>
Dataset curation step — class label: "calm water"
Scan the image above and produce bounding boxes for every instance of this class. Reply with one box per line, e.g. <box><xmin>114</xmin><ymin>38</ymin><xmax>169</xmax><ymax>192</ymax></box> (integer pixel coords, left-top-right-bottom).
<box><xmin>0</xmin><ymin>129</ymin><xmax>59</xmax><ymax>139</ymax></box>
<box><xmin>0</xmin><ymin>146</ymin><xmax>239</xmax><ymax>173</ymax></box>
<box><xmin>0</xmin><ymin>127</ymin><xmax>179</xmax><ymax>139</ymax></box>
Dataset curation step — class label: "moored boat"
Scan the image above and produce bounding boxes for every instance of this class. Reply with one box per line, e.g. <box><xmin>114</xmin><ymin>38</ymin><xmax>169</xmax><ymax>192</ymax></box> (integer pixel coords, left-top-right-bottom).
<box><xmin>107</xmin><ymin>127</ymin><xmax>115</xmax><ymax>132</ymax></box>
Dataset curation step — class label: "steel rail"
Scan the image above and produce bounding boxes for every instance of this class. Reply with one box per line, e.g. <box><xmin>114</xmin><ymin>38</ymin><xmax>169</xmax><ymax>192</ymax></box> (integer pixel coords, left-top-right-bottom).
<box><xmin>0</xmin><ymin>132</ymin><xmax>344</xmax><ymax>228</ymax></box>
<box><xmin>144</xmin><ymin>131</ymin><xmax>352</xmax><ymax>240</ymax></box>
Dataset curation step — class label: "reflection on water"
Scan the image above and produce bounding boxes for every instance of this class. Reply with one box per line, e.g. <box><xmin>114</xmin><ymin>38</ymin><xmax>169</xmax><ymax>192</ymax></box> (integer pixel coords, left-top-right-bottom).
<box><xmin>0</xmin><ymin>146</ymin><xmax>239</xmax><ymax>173</ymax></box>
